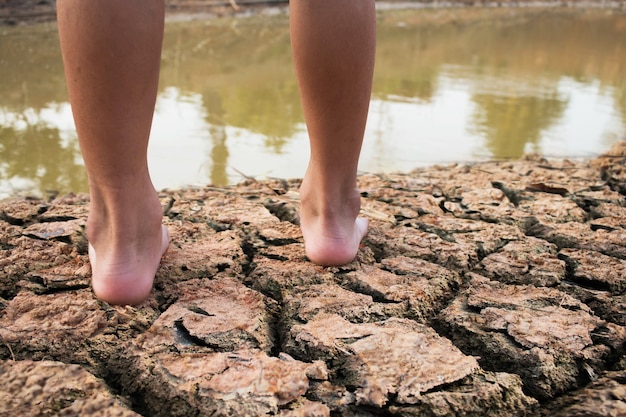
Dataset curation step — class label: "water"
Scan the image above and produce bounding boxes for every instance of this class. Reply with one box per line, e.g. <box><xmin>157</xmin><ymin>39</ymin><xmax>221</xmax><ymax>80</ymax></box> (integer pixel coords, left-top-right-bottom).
<box><xmin>0</xmin><ymin>7</ymin><xmax>625</xmax><ymax>198</ymax></box>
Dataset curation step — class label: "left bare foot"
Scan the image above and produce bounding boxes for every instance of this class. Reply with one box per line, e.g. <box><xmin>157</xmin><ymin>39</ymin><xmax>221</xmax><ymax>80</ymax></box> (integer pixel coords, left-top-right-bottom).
<box><xmin>299</xmin><ymin>174</ymin><xmax>368</xmax><ymax>266</ymax></box>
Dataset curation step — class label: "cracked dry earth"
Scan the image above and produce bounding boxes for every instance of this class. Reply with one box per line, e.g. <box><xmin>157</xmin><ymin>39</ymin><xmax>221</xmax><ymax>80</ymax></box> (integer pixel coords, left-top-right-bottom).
<box><xmin>1</xmin><ymin>143</ymin><xmax>626</xmax><ymax>416</ymax></box>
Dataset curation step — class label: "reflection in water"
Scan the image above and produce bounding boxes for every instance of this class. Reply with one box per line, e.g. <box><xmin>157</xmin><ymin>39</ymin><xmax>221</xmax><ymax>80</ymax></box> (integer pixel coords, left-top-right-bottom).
<box><xmin>204</xmin><ymin>90</ymin><xmax>229</xmax><ymax>186</ymax></box>
<box><xmin>0</xmin><ymin>22</ymin><xmax>86</xmax><ymax>197</ymax></box>
<box><xmin>372</xmin><ymin>8</ymin><xmax>626</xmax><ymax>164</ymax></box>
<box><xmin>0</xmin><ymin>8</ymin><xmax>625</xmax><ymax>198</ymax></box>
<box><xmin>0</xmin><ymin>104</ymin><xmax>85</xmax><ymax>196</ymax></box>
<box><xmin>617</xmin><ymin>87</ymin><xmax>626</xmax><ymax>133</ymax></box>
<box><xmin>471</xmin><ymin>92</ymin><xmax>568</xmax><ymax>159</ymax></box>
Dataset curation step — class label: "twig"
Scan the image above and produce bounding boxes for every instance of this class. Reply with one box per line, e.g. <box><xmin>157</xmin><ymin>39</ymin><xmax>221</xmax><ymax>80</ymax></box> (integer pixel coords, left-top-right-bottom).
<box><xmin>232</xmin><ymin>167</ymin><xmax>257</xmax><ymax>182</ymax></box>
<box><xmin>1</xmin><ymin>334</ymin><xmax>15</xmax><ymax>361</ymax></box>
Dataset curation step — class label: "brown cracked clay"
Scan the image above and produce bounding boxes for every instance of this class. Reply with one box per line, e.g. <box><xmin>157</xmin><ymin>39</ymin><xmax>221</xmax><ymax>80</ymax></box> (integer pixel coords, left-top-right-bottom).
<box><xmin>1</xmin><ymin>142</ymin><xmax>626</xmax><ymax>415</ymax></box>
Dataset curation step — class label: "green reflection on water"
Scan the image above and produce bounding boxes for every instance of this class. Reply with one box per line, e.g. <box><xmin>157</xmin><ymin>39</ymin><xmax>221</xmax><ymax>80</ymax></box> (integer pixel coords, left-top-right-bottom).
<box><xmin>0</xmin><ymin>23</ymin><xmax>87</xmax><ymax>196</ymax></box>
<box><xmin>0</xmin><ymin>8</ymin><xmax>625</xmax><ymax>197</ymax></box>
<box><xmin>374</xmin><ymin>8</ymin><xmax>626</xmax><ymax>158</ymax></box>
<box><xmin>471</xmin><ymin>93</ymin><xmax>568</xmax><ymax>159</ymax></box>
<box><xmin>160</xmin><ymin>15</ymin><xmax>300</xmax><ymax>140</ymax></box>
<box><xmin>157</xmin><ymin>14</ymin><xmax>303</xmax><ymax>187</ymax></box>
<box><xmin>0</xmin><ymin>119</ymin><xmax>84</xmax><ymax>194</ymax></box>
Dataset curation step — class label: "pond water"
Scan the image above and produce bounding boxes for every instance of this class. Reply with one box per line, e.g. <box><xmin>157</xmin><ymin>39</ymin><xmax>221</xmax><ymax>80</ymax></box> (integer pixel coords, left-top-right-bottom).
<box><xmin>1</xmin><ymin>6</ymin><xmax>625</xmax><ymax>198</ymax></box>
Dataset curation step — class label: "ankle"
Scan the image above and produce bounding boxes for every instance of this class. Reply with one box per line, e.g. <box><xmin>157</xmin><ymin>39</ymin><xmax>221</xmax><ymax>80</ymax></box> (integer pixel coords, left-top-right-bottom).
<box><xmin>300</xmin><ymin>168</ymin><xmax>360</xmax><ymax>215</ymax></box>
<box><xmin>300</xmin><ymin>191</ymin><xmax>361</xmax><ymax>225</ymax></box>
<box><xmin>86</xmin><ymin>183</ymin><xmax>163</xmax><ymax>249</ymax></box>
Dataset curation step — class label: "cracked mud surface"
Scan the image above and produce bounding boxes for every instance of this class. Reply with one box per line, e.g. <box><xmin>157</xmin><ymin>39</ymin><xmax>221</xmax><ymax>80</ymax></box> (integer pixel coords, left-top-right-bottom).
<box><xmin>1</xmin><ymin>142</ymin><xmax>626</xmax><ymax>416</ymax></box>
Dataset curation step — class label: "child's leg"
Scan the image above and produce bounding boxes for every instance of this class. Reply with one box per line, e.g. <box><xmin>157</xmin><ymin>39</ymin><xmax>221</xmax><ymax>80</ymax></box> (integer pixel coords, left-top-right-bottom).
<box><xmin>57</xmin><ymin>0</ymin><xmax>169</xmax><ymax>305</ymax></box>
<box><xmin>290</xmin><ymin>0</ymin><xmax>376</xmax><ymax>265</ymax></box>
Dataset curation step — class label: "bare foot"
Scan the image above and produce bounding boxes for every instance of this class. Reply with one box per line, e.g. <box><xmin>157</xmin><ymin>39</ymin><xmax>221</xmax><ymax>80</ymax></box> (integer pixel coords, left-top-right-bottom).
<box><xmin>299</xmin><ymin>177</ymin><xmax>369</xmax><ymax>266</ymax></box>
<box><xmin>86</xmin><ymin>190</ymin><xmax>170</xmax><ymax>305</ymax></box>
<box><xmin>88</xmin><ymin>225</ymin><xmax>169</xmax><ymax>305</ymax></box>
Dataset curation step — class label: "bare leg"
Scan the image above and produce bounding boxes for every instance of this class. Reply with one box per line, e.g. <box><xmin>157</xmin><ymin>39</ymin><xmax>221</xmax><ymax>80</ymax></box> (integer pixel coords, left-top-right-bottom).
<box><xmin>290</xmin><ymin>0</ymin><xmax>376</xmax><ymax>265</ymax></box>
<box><xmin>57</xmin><ymin>0</ymin><xmax>169</xmax><ymax>305</ymax></box>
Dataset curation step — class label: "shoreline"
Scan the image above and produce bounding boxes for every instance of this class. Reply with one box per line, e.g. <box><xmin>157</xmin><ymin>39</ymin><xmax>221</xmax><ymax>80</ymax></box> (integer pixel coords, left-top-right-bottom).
<box><xmin>1</xmin><ymin>0</ymin><xmax>625</xmax><ymax>26</ymax></box>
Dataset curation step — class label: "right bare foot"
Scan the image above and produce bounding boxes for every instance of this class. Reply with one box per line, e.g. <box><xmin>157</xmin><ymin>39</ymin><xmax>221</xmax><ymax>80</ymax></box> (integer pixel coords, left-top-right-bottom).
<box><xmin>87</xmin><ymin>190</ymin><xmax>169</xmax><ymax>305</ymax></box>
<box><xmin>299</xmin><ymin>175</ymin><xmax>369</xmax><ymax>266</ymax></box>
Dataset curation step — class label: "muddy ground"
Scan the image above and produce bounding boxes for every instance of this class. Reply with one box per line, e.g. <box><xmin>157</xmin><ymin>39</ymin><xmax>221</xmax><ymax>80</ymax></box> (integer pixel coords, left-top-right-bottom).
<box><xmin>0</xmin><ymin>142</ymin><xmax>625</xmax><ymax>416</ymax></box>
